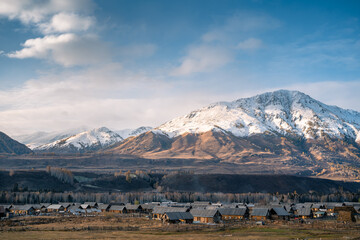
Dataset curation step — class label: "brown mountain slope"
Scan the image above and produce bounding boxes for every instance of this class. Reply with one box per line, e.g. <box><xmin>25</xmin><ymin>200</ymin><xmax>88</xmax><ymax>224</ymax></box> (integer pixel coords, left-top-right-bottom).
<box><xmin>105</xmin><ymin>130</ymin><xmax>360</xmax><ymax>181</ymax></box>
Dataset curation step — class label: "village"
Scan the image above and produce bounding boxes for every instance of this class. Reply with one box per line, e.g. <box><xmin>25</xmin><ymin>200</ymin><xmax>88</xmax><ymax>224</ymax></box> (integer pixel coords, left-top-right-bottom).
<box><xmin>1</xmin><ymin>200</ymin><xmax>358</xmax><ymax>224</ymax></box>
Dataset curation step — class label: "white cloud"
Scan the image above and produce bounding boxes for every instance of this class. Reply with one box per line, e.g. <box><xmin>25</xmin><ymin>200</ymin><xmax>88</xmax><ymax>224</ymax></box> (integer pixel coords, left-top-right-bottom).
<box><xmin>0</xmin><ymin>64</ymin><xmax>213</xmax><ymax>135</ymax></box>
<box><xmin>171</xmin><ymin>45</ymin><xmax>232</xmax><ymax>76</ymax></box>
<box><xmin>0</xmin><ymin>0</ymin><xmax>94</xmax><ymax>24</ymax></box>
<box><xmin>7</xmin><ymin>34</ymin><xmax>110</xmax><ymax>66</ymax></box>
<box><xmin>237</xmin><ymin>38</ymin><xmax>263</xmax><ymax>50</ymax></box>
<box><xmin>39</xmin><ymin>12</ymin><xmax>95</xmax><ymax>34</ymax></box>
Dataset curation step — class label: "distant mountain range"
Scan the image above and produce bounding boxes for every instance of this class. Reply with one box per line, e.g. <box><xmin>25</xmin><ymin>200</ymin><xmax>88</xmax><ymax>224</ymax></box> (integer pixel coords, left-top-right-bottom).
<box><xmin>106</xmin><ymin>90</ymin><xmax>360</xmax><ymax>180</ymax></box>
<box><xmin>0</xmin><ymin>131</ymin><xmax>32</xmax><ymax>154</ymax></box>
<box><xmin>3</xmin><ymin>90</ymin><xmax>360</xmax><ymax>181</ymax></box>
<box><xmin>13</xmin><ymin>126</ymin><xmax>153</xmax><ymax>153</ymax></box>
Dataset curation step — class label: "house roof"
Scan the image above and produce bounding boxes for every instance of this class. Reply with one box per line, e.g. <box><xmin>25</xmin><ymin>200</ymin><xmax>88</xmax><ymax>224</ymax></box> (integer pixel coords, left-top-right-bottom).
<box><xmin>297</xmin><ymin>207</ymin><xmax>312</xmax><ymax>216</ymax></box>
<box><xmin>98</xmin><ymin>204</ymin><xmax>110</xmax><ymax>210</ymax></box>
<box><xmin>153</xmin><ymin>206</ymin><xmax>188</xmax><ymax>214</ymax></box>
<box><xmin>47</xmin><ymin>204</ymin><xmax>64</xmax><ymax>209</ymax></box>
<box><xmin>165</xmin><ymin>212</ymin><xmax>193</xmax><ymax>221</ymax></box>
<box><xmin>219</xmin><ymin>208</ymin><xmax>247</xmax><ymax>216</ymax></box>
<box><xmin>272</xmin><ymin>207</ymin><xmax>290</xmax><ymax>216</ymax></box>
<box><xmin>190</xmin><ymin>209</ymin><xmax>219</xmax><ymax>218</ymax></box>
<box><xmin>109</xmin><ymin>205</ymin><xmax>126</xmax><ymax>211</ymax></box>
<box><xmin>125</xmin><ymin>204</ymin><xmax>141</xmax><ymax>210</ymax></box>
<box><xmin>251</xmin><ymin>208</ymin><xmax>269</xmax><ymax>217</ymax></box>
<box><xmin>12</xmin><ymin>205</ymin><xmax>35</xmax><ymax>211</ymax></box>
<box><xmin>84</xmin><ymin>202</ymin><xmax>98</xmax><ymax>207</ymax></box>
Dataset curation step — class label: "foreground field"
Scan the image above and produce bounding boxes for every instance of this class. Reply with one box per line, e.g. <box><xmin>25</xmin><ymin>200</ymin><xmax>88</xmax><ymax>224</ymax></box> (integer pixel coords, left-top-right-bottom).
<box><xmin>1</xmin><ymin>215</ymin><xmax>360</xmax><ymax>239</ymax></box>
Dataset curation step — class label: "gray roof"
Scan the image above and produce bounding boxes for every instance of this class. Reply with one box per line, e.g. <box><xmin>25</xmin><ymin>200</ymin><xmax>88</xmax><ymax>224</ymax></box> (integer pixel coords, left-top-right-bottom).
<box><xmin>153</xmin><ymin>206</ymin><xmax>188</xmax><ymax>214</ymax></box>
<box><xmin>251</xmin><ymin>208</ymin><xmax>269</xmax><ymax>217</ymax></box>
<box><xmin>165</xmin><ymin>212</ymin><xmax>193</xmax><ymax>221</ymax></box>
<box><xmin>109</xmin><ymin>205</ymin><xmax>126</xmax><ymax>211</ymax></box>
<box><xmin>12</xmin><ymin>205</ymin><xmax>35</xmax><ymax>211</ymax></box>
<box><xmin>125</xmin><ymin>204</ymin><xmax>141</xmax><ymax>210</ymax></box>
<box><xmin>47</xmin><ymin>204</ymin><xmax>64</xmax><ymax>209</ymax></box>
<box><xmin>0</xmin><ymin>204</ymin><xmax>12</xmax><ymax>210</ymax></box>
<box><xmin>141</xmin><ymin>204</ymin><xmax>158</xmax><ymax>210</ymax></box>
<box><xmin>98</xmin><ymin>204</ymin><xmax>110</xmax><ymax>210</ymax></box>
<box><xmin>190</xmin><ymin>209</ymin><xmax>219</xmax><ymax>218</ymax></box>
<box><xmin>297</xmin><ymin>207</ymin><xmax>312</xmax><ymax>216</ymax></box>
<box><xmin>272</xmin><ymin>207</ymin><xmax>290</xmax><ymax>216</ymax></box>
<box><xmin>219</xmin><ymin>208</ymin><xmax>247</xmax><ymax>216</ymax></box>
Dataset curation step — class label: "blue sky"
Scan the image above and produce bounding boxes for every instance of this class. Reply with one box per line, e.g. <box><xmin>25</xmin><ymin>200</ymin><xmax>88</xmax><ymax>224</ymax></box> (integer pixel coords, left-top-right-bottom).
<box><xmin>0</xmin><ymin>0</ymin><xmax>359</xmax><ymax>135</ymax></box>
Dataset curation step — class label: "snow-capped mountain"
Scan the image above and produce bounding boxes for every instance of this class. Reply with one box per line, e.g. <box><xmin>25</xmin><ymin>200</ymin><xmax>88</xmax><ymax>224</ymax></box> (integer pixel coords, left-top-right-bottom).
<box><xmin>116</xmin><ymin>126</ymin><xmax>153</xmax><ymax>139</ymax></box>
<box><xmin>156</xmin><ymin>90</ymin><xmax>360</xmax><ymax>141</ymax></box>
<box><xmin>12</xmin><ymin>127</ymin><xmax>89</xmax><ymax>149</ymax></box>
<box><xmin>34</xmin><ymin>127</ymin><xmax>123</xmax><ymax>153</ymax></box>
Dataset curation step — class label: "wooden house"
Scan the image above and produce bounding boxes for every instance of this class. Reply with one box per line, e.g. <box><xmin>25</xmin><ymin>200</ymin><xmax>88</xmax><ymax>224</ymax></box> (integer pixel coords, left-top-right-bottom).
<box><xmin>152</xmin><ymin>206</ymin><xmax>189</xmax><ymax>220</ymax></box>
<box><xmin>162</xmin><ymin>212</ymin><xmax>193</xmax><ymax>224</ymax></box>
<box><xmin>250</xmin><ymin>208</ymin><xmax>270</xmax><ymax>221</ymax></box>
<box><xmin>11</xmin><ymin>205</ymin><xmax>35</xmax><ymax>215</ymax></box>
<box><xmin>0</xmin><ymin>206</ymin><xmax>5</xmax><ymax>218</ymax></box>
<box><xmin>334</xmin><ymin>206</ymin><xmax>356</xmax><ymax>222</ymax></box>
<box><xmin>108</xmin><ymin>205</ymin><xmax>127</xmax><ymax>214</ymax></box>
<box><xmin>47</xmin><ymin>204</ymin><xmax>65</xmax><ymax>212</ymax></box>
<box><xmin>125</xmin><ymin>204</ymin><xmax>142</xmax><ymax>213</ymax></box>
<box><xmin>141</xmin><ymin>203</ymin><xmax>159</xmax><ymax>213</ymax></box>
<box><xmin>296</xmin><ymin>207</ymin><xmax>313</xmax><ymax>219</ymax></box>
<box><xmin>98</xmin><ymin>204</ymin><xmax>111</xmax><ymax>212</ymax></box>
<box><xmin>270</xmin><ymin>207</ymin><xmax>290</xmax><ymax>220</ymax></box>
<box><xmin>84</xmin><ymin>202</ymin><xmax>98</xmax><ymax>209</ymax></box>
<box><xmin>219</xmin><ymin>207</ymin><xmax>248</xmax><ymax>221</ymax></box>
<box><xmin>190</xmin><ymin>209</ymin><xmax>222</xmax><ymax>223</ymax></box>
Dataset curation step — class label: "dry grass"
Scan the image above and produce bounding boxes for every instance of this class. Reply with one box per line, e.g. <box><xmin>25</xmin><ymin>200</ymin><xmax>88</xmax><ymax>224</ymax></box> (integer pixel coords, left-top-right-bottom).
<box><xmin>1</xmin><ymin>216</ymin><xmax>360</xmax><ymax>239</ymax></box>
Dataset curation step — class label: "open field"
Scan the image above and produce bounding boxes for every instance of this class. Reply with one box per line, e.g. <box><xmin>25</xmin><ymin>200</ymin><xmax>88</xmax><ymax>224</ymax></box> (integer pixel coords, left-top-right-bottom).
<box><xmin>1</xmin><ymin>215</ymin><xmax>360</xmax><ymax>239</ymax></box>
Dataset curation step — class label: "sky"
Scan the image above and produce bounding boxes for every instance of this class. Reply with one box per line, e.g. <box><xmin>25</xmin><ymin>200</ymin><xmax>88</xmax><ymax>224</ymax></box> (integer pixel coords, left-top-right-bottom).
<box><xmin>0</xmin><ymin>0</ymin><xmax>359</xmax><ymax>136</ymax></box>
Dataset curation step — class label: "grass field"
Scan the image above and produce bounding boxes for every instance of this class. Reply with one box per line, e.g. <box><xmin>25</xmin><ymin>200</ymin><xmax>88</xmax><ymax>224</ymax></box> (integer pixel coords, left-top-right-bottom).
<box><xmin>1</xmin><ymin>215</ymin><xmax>360</xmax><ymax>239</ymax></box>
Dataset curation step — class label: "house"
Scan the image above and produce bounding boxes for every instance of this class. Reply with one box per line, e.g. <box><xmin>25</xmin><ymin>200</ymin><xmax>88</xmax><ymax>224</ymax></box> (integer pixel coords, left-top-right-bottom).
<box><xmin>219</xmin><ymin>207</ymin><xmax>248</xmax><ymax>221</ymax></box>
<box><xmin>98</xmin><ymin>204</ymin><xmax>111</xmax><ymax>212</ymax></box>
<box><xmin>191</xmin><ymin>201</ymin><xmax>211</xmax><ymax>210</ymax></box>
<box><xmin>270</xmin><ymin>207</ymin><xmax>290</xmax><ymax>220</ymax></box>
<box><xmin>68</xmin><ymin>204</ymin><xmax>83</xmax><ymax>215</ymax></box>
<box><xmin>125</xmin><ymin>204</ymin><xmax>142</xmax><ymax>213</ymax></box>
<box><xmin>250</xmin><ymin>208</ymin><xmax>270</xmax><ymax>221</ymax></box>
<box><xmin>334</xmin><ymin>206</ymin><xmax>356</xmax><ymax>222</ymax></box>
<box><xmin>11</xmin><ymin>205</ymin><xmax>35</xmax><ymax>215</ymax></box>
<box><xmin>152</xmin><ymin>206</ymin><xmax>189</xmax><ymax>220</ymax></box>
<box><xmin>84</xmin><ymin>202</ymin><xmax>98</xmax><ymax>208</ymax></box>
<box><xmin>141</xmin><ymin>203</ymin><xmax>159</xmax><ymax>213</ymax></box>
<box><xmin>190</xmin><ymin>209</ymin><xmax>222</xmax><ymax>223</ymax></box>
<box><xmin>108</xmin><ymin>205</ymin><xmax>127</xmax><ymax>214</ymax></box>
<box><xmin>0</xmin><ymin>206</ymin><xmax>5</xmax><ymax>218</ymax></box>
<box><xmin>0</xmin><ymin>205</ymin><xmax>12</xmax><ymax>216</ymax></box>
<box><xmin>296</xmin><ymin>207</ymin><xmax>313</xmax><ymax>219</ymax></box>
<box><xmin>58</xmin><ymin>202</ymin><xmax>74</xmax><ymax>211</ymax></box>
<box><xmin>162</xmin><ymin>212</ymin><xmax>193</xmax><ymax>224</ymax></box>
<box><xmin>47</xmin><ymin>204</ymin><xmax>65</xmax><ymax>212</ymax></box>
<box><xmin>80</xmin><ymin>204</ymin><xmax>91</xmax><ymax>210</ymax></box>
<box><xmin>313</xmin><ymin>211</ymin><xmax>326</xmax><ymax>218</ymax></box>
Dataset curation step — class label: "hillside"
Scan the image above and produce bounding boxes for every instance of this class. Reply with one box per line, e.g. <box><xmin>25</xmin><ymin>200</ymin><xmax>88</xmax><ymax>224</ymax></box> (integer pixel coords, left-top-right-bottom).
<box><xmin>0</xmin><ymin>131</ymin><xmax>32</xmax><ymax>155</ymax></box>
<box><xmin>106</xmin><ymin>90</ymin><xmax>360</xmax><ymax>181</ymax></box>
<box><xmin>34</xmin><ymin>127</ymin><xmax>123</xmax><ymax>153</ymax></box>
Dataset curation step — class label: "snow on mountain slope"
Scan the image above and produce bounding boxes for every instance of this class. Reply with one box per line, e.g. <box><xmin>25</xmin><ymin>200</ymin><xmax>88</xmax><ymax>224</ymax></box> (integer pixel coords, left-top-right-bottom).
<box><xmin>157</xmin><ymin>90</ymin><xmax>360</xmax><ymax>141</ymax></box>
<box><xmin>12</xmin><ymin>127</ymin><xmax>89</xmax><ymax>149</ymax></box>
<box><xmin>34</xmin><ymin>127</ymin><xmax>123</xmax><ymax>152</ymax></box>
<box><xmin>116</xmin><ymin>126</ymin><xmax>153</xmax><ymax>139</ymax></box>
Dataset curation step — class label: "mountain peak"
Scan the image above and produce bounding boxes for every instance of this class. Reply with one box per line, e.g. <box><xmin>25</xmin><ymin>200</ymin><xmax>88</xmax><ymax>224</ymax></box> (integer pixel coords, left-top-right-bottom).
<box><xmin>156</xmin><ymin>90</ymin><xmax>360</xmax><ymax>140</ymax></box>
